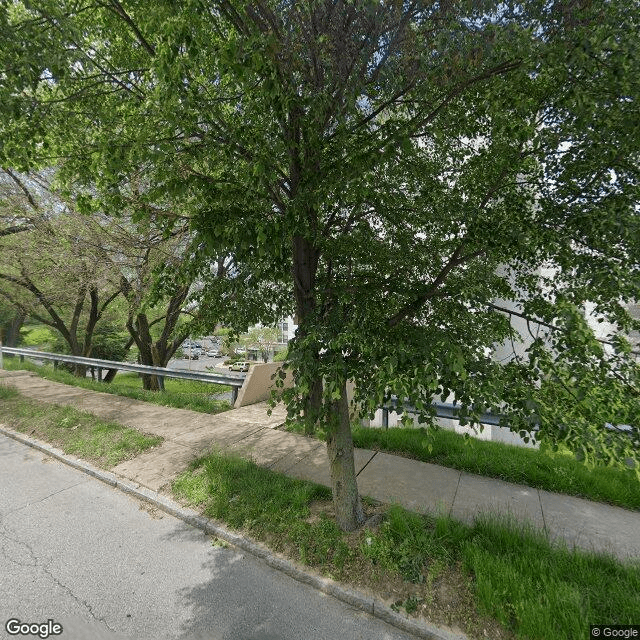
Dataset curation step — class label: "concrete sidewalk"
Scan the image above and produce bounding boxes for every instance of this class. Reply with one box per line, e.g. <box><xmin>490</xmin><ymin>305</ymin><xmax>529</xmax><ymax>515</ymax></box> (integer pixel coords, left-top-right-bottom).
<box><xmin>1</xmin><ymin>369</ymin><xmax>638</xmax><ymax>562</ymax></box>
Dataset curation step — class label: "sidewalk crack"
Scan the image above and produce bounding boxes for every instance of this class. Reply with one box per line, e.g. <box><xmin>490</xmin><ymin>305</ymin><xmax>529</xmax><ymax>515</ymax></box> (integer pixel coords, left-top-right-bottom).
<box><xmin>355</xmin><ymin>451</ymin><xmax>378</xmax><ymax>477</ymax></box>
<box><xmin>448</xmin><ymin>471</ymin><xmax>463</xmax><ymax>518</ymax></box>
<box><xmin>538</xmin><ymin>489</ymin><xmax>548</xmax><ymax>536</ymax></box>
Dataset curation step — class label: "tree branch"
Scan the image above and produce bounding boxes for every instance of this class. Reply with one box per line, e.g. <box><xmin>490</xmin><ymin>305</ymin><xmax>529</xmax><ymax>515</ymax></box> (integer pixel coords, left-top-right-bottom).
<box><xmin>486</xmin><ymin>303</ymin><xmax>640</xmax><ymax>357</ymax></box>
<box><xmin>103</xmin><ymin>0</ymin><xmax>156</xmax><ymax>57</ymax></box>
<box><xmin>1</xmin><ymin>168</ymin><xmax>39</xmax><ymax>211</ymax></box>
<box><xmin>0</xmin><ymin>272</ymin><xmax>71</xmax><ymax>344</ymax></box>
<box><xmin>386</xmin><ymin>244</ymin><xmax>484</xmax><ymax>328</ymax></box>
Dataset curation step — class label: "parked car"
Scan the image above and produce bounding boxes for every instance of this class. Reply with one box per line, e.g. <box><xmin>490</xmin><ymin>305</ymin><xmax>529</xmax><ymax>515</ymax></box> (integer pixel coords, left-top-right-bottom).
<box><xmin>183</xmin><ymin>352</ymin><xmax>199</xmax><ymax>360</ymax></box>
<box><xmin>229</xmin><ymin>361</ymin><xmax>249</xmax><ymax>372</ymax></box>
<box><xmin>205</xmin><ymin>350</ymin><xmax>219</xmax><ymax>357</ymax></box>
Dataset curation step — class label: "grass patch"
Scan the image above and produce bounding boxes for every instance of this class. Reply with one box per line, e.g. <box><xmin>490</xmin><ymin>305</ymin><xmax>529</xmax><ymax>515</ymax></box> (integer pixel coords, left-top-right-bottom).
<box><xmin>172</xmin><ymin>451</ymin><xmax>352</xmax><ymax>569</ymax></box>
<box><xmin>2</xmin><ymin>356</ymin><xmax>231</xmax><ymax>414</ymax></box>
<box><xmin>173</xmin><ymin>449</ymin><xmax>640</xmax><ymax>640</ymax></box>
<box><xmin>286</xmin><ymin>421</ymin><xmax>640</xmax><ymax>511</ymax></box>
<box><xmin>0</xmin><ymin>385</ymin><xmax>163</xmax><ymax>468</ymax></box>
<box><xmin>0</xmin><ymin>385</ymin><xmax>20</xmax><ymax>400</ymax></box>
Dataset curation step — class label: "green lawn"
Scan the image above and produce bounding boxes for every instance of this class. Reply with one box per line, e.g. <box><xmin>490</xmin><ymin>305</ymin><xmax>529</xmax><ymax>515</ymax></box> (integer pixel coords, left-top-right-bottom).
<box><xmin>173</xmin><ymin>448</ymin><xmax>640</xmax><ymax>640</ymax></box>
<box><xmin>0</xmin><ymin>385</ymin><xmax>162</xmax><ymax>467</ymax></box>
<box><xmin>1</xmin><ymin>357</ymin><xmax>232</xmax><ymax>414</ymax></box>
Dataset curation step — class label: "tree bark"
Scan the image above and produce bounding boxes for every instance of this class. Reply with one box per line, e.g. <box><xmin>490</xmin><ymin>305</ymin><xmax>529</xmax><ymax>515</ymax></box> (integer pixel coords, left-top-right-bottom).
<box><xmin>122</xmin><ymin>278</ymin><xmax>189</xmax><ymax>391</ymax></box>
<box><xmin>131</xmin><ymin>314</ymin><xmax>163</xmax><ymax>391</ymax></box>
<box><xmin>305</xmin><ymin>375</ymin><xmax>323</xmax><ymax>435</ymax></box>
<box><xmin>103</xmin><ymin>368</ymin><xmax>119</xmax><ymax>383</ymax></box>
<box><xmin>326</xmin><ymin>380</ymin><xmax>365</xmax><ymax>531</ymax></box>
<box><xmin>291</xmin><ymin>234</ymin><xmax>323</xmax><ymax>432</ymax></box>
<box><xmin>291</xmin><ymin>232</ymin><xmax>364</xmax><ymax>529</ymax></box>
<box><xmin>4</xmin><ymin>311</ymin><xmax>25</xmax><ymax>347</ymax></box>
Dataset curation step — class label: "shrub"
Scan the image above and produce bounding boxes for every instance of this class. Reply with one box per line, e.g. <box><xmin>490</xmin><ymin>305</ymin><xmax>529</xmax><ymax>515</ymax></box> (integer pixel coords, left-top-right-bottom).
<box><xmin>273</xmin><ymin>347</ymin><xmax>288</xmax><ymax>362</ymax></box>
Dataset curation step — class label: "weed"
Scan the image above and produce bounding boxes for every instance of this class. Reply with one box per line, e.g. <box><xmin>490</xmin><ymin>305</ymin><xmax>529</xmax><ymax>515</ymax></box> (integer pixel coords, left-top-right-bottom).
<box><xmin>0</xmin><ymin>385</ymin><xmax>19</xmax><ymax>400</ymax></box>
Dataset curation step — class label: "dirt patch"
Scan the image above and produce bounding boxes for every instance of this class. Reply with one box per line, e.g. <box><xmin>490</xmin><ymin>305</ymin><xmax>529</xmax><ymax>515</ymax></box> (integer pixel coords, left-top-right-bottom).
<box><xmin>137</xmin><ymin>501</ymin><xmax>164</xmax><ymax>519</ymax></box>
<box><xmin>305</xmin><ymin>499</ymin><xmax>335</xmax><ymax>524</ymax></box>
<box><xmin>341</xmin><ymin>547</ymin><xmax>513</xmax><ymax>640</ymax></box>
<box><xmin>305</xmin><ymin>498</ymin><xmax>386</xmax><ymax>529</ymax></box>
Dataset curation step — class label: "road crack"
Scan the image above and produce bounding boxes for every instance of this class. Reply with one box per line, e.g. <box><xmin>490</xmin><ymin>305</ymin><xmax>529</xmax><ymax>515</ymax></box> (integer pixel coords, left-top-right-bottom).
<box><xmin>2</xmin><ymin>480</ymin><xmax>89</xmax><ymax>517</ymax></box>
<box><xmin>0</xmin><ymin>518</ymin><xmax>116</xmax><ymax>632</ymax></box>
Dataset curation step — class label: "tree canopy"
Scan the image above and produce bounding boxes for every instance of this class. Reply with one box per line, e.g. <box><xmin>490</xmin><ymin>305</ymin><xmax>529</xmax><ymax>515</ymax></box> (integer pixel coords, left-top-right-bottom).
<box><xmin>1</xmin><ymin>0</ymin><xmax>638</xmax><ymax>529</ymax></box>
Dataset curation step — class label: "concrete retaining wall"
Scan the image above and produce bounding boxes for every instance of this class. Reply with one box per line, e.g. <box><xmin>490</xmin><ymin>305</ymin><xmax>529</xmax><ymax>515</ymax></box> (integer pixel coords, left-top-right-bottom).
<box><xmin>234</xmin><ymin>363</ymin><xmax>293</xmax><ymax>408</ymax></box>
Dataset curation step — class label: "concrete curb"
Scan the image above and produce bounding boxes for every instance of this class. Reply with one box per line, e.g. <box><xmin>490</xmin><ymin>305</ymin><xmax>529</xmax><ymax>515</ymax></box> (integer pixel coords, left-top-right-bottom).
<box><xmin>0</xmin><ymin>424</ymin><xmax>466</xmax><ymax>640</ymax></box>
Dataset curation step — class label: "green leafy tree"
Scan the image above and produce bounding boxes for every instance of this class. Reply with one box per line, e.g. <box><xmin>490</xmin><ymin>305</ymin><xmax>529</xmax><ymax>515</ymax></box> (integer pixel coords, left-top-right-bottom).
<box><xmin>115</xmin><ymin>219</ymin><xmax>196</xmax><ymax>390</ymax></box>
<box><xmin>0</xmin><ymin>170</ymin><xmax>123</xmax><ymax>374</ymax></box>
<box><xmin>241</xmin><ymin>326</ymin><xmax>280</xmax><ymax>362</ymax></box>
<box><xmin>71</xmin><ymin>172</ymin><xmax>236</xmax><ymax>389</ymax></box>
<box><xmin>2</xmin><ymin>0</ymin><xmax>639</xmax><ymax>530</ymax></box>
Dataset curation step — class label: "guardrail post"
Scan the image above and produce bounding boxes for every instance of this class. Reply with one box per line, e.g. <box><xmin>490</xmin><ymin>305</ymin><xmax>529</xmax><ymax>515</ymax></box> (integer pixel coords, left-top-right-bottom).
<box><xmin>231</xmin><ymin>387</ymin><xmax>238</xmax><ymax>406</ymax></box>
<box><xmin>19</xmin><ymin>354</ymin><xmax>24</xmax><ymax>363</ymax></box>
<box><xmin>97</xmin><ymin>368</ymin><xmax>103</xmax><ymax>382</ymax></box>
<box><xmin>382</xmin><ymin>408</ymin><xmax>389</xmax><ymax>429</ymax></box>
<box><xmin>53</xmin><ymin>360</ymin><xmax>58</xmax><ymax>370</ymax></box>
<box><xmin>158</xmin><ymin>376</ymin><xmax>165</xmax><ymax>391</ymax></box>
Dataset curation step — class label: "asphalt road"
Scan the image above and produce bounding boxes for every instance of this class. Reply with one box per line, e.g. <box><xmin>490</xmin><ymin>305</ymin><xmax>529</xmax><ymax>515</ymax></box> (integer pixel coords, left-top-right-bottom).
<box><xmin>0</xmin><ymin>434</ymin><xmax>418</xmax><ymax>640</ymax></box>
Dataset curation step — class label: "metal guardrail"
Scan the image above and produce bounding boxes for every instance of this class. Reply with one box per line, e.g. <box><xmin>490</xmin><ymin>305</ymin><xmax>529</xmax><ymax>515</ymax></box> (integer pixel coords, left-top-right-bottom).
<box><xmin>380</xmin><ymin>397</ymin><xmax>634</xmax><ymax>437</ymax></box>
<box><xmin>380</xmin><ymin>396</ymin><xmax>511</xmax><ymax>429</ymax></box>
<box><xmin>0</xmin><ymin>346</ymin><xmax>246</xmax><ymax>405</ymax></box>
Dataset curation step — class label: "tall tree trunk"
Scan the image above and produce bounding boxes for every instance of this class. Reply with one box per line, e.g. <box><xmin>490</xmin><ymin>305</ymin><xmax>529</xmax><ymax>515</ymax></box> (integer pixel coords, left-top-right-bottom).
<box><xmin>72</xmin><ymin>363</ymin><xmax>87</xmax><ymax>377</ymax></box>
<box><xmin>126</xmin><ymin>312</ymin><xmax>160</xmax><ymax>391</ymax></box>
<box><xmin>305</xmin><ymin>375</ymin><xmax>323</xmax><ymax>434</ymax></box>
<box><xmin>291</xmin><ymin>234</ymin><xmax>323</xmax><ymax>433</ymax></box>
<box><xmin>79</xmin><ymin>285</ymin><xmax>100</xmax><ymax>363</ymax></box>
<box><xmin>3</xmin><ymin>311</ymin><xmax>25</xmax><ymax>347</ymax></box>
<box><xmin>103</xmin><ymin>368</ymin><xmax>118</xmax><ymax>383</ymax></box>
<box><xmin>141</xmin><ymin>337</ymin><xmax>174</xmax><ymax>391</ymax></box>
<box><xmin>140</xmin><ymin>333</ymin><xmax>164</xmax><ymax>391</ymax></box>
<box><xmin>67</xmin><ymin>336</ymin><xmax>87</xmax><ymax>378</ymax></box>
<box><xmin>122</xmin><ymin>282</ymin><xmax>189</xmax><ymax>391</ymax></box>
<box><xmin>141</xmin><ymin>343</ymin><xmax>166</xmax><ymax>391</ymax></box>
<box><xmin>142</xmin><ymin>374</ymin><xmax>161</xmax><ymax>391</ymax></box>
<box><xmin>326</xmin><ymin>380</ymin><xmax>365</xmax><ymax>531</ymax></box>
